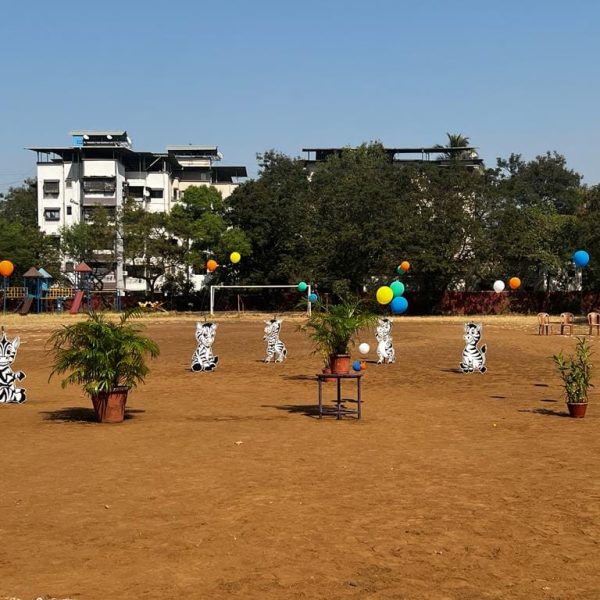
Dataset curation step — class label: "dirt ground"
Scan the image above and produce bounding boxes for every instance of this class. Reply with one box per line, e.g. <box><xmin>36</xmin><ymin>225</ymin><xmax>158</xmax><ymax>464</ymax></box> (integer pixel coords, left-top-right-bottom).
<box><xmin>1</xmin><ymin>313</ymin><xmax>599</xmax><ymax>600</ymax></box>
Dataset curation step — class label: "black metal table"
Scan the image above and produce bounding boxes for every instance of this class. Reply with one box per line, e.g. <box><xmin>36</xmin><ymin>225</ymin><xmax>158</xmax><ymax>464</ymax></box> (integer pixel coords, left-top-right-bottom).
<box><xmin>316</xmin><ymin>372</ymin><xmax>363</xmax><ymax>419</ymax></box>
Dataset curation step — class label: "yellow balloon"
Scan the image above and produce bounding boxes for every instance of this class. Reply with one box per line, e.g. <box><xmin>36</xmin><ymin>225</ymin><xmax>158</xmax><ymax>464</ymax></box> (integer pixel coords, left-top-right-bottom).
<box><xmin>230</xmin><ymin>252</ymin><xmax>241</xmax><ymax>264</ymax></box>
<box><xmin>376</xmin><ymin>286</ymin><xmax>394</xmax><ymax>305</ymax></box>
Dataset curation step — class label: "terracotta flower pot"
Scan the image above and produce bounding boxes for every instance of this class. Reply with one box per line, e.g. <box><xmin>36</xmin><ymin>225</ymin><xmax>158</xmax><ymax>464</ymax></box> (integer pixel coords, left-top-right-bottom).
<box><xmin>329</xmin><ymin>354</ymin><xmax>351</xmax><ymax>375</ymax></box>
<box><xmin>566</xmin><ymin>402</ymin><xmax>587</xmax><ymax>418</ymax></box>
<box><xmin>91</xmin><ymin>387</ymin><xmax>129</xmax><ymax>423</ymax></box>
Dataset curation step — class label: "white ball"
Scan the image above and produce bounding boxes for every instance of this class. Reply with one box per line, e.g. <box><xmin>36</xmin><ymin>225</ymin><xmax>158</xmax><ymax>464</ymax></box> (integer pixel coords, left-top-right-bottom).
<box><xmin>493</xmin><ymin>280</ymin><xmax>505</xmax><ymax>293</ymax></box>
<box><xmin>358</xmin><ymin>343</ymin><xmax>370</xmax><ymax>355</ymax></box>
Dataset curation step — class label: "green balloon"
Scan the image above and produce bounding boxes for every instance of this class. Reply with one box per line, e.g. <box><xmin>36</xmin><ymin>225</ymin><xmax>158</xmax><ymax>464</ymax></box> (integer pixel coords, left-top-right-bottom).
<box><xmin>390</xmin><ymin>280</ymin><xmax>405</xmax><ymax>297</ymax></box>
<box><xmin>297</xmin><ymin>281</ymin><xmax>308</xmax><ymax>293</ymax></box>
<box><xmin>396</xmin><ymin>265</ymin><xmax>404</xmax><ymax>275</ymax></box>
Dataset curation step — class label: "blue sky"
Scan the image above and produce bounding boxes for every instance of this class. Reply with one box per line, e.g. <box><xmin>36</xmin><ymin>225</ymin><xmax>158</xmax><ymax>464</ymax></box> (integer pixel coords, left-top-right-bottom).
<box><xmin>1</xmin><ymin>0</ymin><xmax>599</xmax><ymax>192</ymax></box>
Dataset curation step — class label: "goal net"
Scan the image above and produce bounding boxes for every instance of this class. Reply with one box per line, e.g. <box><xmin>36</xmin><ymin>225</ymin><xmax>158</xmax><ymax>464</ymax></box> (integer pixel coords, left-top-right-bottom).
<box><xmin>209</xmin><ymin>284</ymin><xmax>312</xmax><ymax>316</ymax></box>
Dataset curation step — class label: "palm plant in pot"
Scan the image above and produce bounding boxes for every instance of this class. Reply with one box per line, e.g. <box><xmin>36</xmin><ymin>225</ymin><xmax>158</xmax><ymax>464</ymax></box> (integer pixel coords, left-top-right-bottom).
<box><xmin>48</xmin><ymin>310</ymin><xmax>160</xmax><ymax>423</ymax></box>
<box><xmin>552</xmin><ymin>337</ymin><xmax>593</xmax><ymax>418</ymax></box>
<box><xmin>301</xmin><ymin>298</ymin><xmax>377</xmax><ymax>374</ymax></box>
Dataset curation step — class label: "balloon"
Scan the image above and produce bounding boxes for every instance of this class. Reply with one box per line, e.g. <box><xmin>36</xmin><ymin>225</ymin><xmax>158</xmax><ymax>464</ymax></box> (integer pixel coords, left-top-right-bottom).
<box><xmin>308</xmin><ymin>293</ymin><xmax>318</xmax><ymax>302</ymax></box>
<box><xmin>396</xmin><ymin>265</ymin><xmax>404</xmax><ymax>275</ymax></box>
<box><xmin>390</xmin><ymin>296</ymin><xmax>408</xmax><ymax>315</ymax></box>
<box><xmin>390</xmin><ymin>280</ymin><xmax>405</xmax><ymax>297</ymax></box>
<box><xmin>509</xmin><ymin>277</ymin><xmax>521</xmax><ymax>290</ymax></box>
<box><xmin>0</xmin><ymin>260</ymin><xmax>14</xmax><ymax>278</ymax></box>
<box><xmin>376</xmin><ymin>286</ymin><xmax>394</xmax><ymax>305</ymax></box>
<box><xmin>493</xmin><ymin>280</ymin><xmax>505</xmax><ymax>293</ymax></box>
<box><xmin>206</xmin><ymin>259</ymin><xmax>218</xmax><ymax>272</ymax></box>
<box><xmin>230</xmin><ymin>252</ymin><xmax>241</xmax><ymax>264</ymax></box>
<box><xmin>358</xmin><ymin>342</ymin><xmax>370</xmax><ymax>355</ymax></box>
<box><xmin>400</xmin><ymin>261</ymin><xmax>410</xmax><ymax>272</ymax></box>
<box><xmin>573</xmin><ymin>250</ymin><xmax>590</xmax><ymax>268</ymax></box>
<box><xmin>360</xmin><ymin>361</ymin><xmax>367</xmax><ymax>371</ymax></box>
<box><xmin>352</xmin><ymin>360</ymin><xmax>362</xmax><ymax>372</ymax></box>
<box><xmin>297</xmin><ymin>281</ymin><xmax>308</xmax><ymax>293</ymax></box>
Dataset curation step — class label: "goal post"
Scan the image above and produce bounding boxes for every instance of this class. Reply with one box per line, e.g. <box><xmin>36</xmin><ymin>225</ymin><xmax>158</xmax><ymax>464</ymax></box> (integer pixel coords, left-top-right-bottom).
<box><xmin>209</xmin><ymin>284</ymin><xmax>312</xmax><ymax>316</ymax></box>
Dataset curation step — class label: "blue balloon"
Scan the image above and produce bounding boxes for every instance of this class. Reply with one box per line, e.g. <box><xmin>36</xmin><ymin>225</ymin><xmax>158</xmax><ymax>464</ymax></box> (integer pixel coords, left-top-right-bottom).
<box><xmin>352</xmin><ymin>360</ymin><xmax>362</xmax><ymax>372</ymax></box>
<box><xmin>573</xmin><ymin>250</ymin><xmax>590</xmax><ymax>268</ymax></box>
<box><xmin>308</xmin><ymin>293</ymin><xmax>318</xmax><ymax>302</ymax></box>
<box><xmin>390</xmin><ymin>296</ymin><xmax>408</xmax><ymax>315</ymax></box>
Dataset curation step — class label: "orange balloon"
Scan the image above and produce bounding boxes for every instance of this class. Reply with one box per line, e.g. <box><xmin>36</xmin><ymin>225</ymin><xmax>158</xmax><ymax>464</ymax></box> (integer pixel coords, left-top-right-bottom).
<box><xmin>400</xmin><ymin>261</ymin><xmax>410</xmax><ymax>272</ymax></box>
<box><xmin>0</xmin><ymin>260</ymin><xmax>14</xmax><ymax>277</ymax></box>
<box><xmin>360</xmin><ymin>361</ymin><xmax>367</xmax><ymax>371</ymax></box>
<box><xmin>206</xmin><ymin>259</ymin><xmax>218</xmax><ymax>272</ymax></box>
<box><xmin>509</xmin><ymin>277</ymin><xmax>521</xmax><ymax>290</ymax></box>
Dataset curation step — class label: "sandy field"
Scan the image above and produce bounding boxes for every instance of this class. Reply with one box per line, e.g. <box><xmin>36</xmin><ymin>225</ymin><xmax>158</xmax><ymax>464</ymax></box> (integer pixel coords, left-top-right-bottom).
<box><xmin>0</xmin><ymin>313</ymin><xmax>599</xmax><ymax>600</ymax></box>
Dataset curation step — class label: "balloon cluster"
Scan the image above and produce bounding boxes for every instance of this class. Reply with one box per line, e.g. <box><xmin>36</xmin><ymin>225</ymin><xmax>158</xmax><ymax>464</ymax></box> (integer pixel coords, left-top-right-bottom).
<box><xmin>376</xmin><ymin>261</ymin><xmax>410</xmax><ymax>314</ymax></box>
<box><xmin>205</xmin><ymin>252</ymin><xmax>242</xmax><ymax>273</ymax></box>
<box><xmin>492</xmin><ymin>277</ymin><xmax>521</xmax><ymax>293</ymax></box>
<box><xmin>297</xmin><ymin>281</ymin><xmax>318</xmax><ymax>302</ymax></box>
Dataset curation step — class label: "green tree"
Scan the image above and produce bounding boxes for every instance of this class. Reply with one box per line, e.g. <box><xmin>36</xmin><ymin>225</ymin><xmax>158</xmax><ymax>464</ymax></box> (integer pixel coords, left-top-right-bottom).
<box><xmin>226</xmin><ymin>152</ymin><xmax>310</xmax><ymax>285</ymax></box>
<box><xmin>0</xmin><ymin>178</ymin><xmax>38</xmax><ymax>227</ymax></box>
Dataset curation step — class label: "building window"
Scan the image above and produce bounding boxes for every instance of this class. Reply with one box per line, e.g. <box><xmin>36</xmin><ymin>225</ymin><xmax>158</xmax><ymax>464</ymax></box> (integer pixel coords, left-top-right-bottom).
<box><xmin>44</xmin><ymin>208</ymin><xmax>60</xmax><ymax>221</ymax></box>
<box><xmin>83</xmin><ymin>178</ymin><xmax>116</xmax><ymax>195</ymax></box>
<box><xmin>149</xmin><ymin>188</ymin><xmax>164</xmax><ymax>199</ymax></box>
<box><xmin>66</xmin><ymin>179</ymin><xmax>72</xmax><ymax>188</ymax></box>
<box><xmin>128</xmin><ymin>186</ymin><xmax>144</xmax><ymax>199</ymax></box>
<box><xmin>43</xmin><ymin>180</ymin><xmax>60</xmax><ymax>198</ymax></box>
<box><xmin>67</xmin><ymin>206</ymin><xmax>72</xmax><ymax>216</ymax></box>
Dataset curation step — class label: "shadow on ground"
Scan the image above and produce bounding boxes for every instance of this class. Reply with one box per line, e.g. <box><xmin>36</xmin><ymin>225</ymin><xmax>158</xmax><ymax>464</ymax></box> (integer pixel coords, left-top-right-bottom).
<box><xmin>263</xmin><ymin>403</ymin><xmax>322</xmax><ymax>419</ymax></box>
<box><xmin>40</xmin><ymin>407</ymin><xmax>145</xmax><ymax>423</ymax></box>
<box><xmin>518</xmin><ymin>408</ymin><xmax>569</xmax><ymax>418</ymax></box>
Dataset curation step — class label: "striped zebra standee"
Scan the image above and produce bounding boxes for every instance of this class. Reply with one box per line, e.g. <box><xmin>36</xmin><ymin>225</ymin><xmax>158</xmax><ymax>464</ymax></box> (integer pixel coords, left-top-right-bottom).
<box><xmin>0</xmin><ymin>327</ymin><xmax>27</xmax><ymax>404</ymax></box>
<box><xmin>376</xmin><ymin>318</ymin><xmax>396</xmax><ymax>364</ymax></box>
<box><xmin>191</xmin><ymin>322</ymin><xmax>219</xmax><ymax>372</ymax></box>
<box><xmin>459</xmin><ymin>322</ymin><xmax>487</xmax><ymax>374</ymax></box>
<box><xmin>263</xmin><ymin>319</ymin><xmax>287</xmax><ymax>363</ymax></box>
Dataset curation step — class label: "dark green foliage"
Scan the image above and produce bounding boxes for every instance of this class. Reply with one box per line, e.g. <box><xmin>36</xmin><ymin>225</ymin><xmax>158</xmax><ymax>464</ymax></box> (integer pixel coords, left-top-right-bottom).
<box><xmin>48</xmin><ymin>310</ymin><xmax>160</xmax><ymax>395</ymax></box>
<box><xmin>552</xmin><ymin>337</ymin><xmax>593</xmax><ymax>404</ymax></box>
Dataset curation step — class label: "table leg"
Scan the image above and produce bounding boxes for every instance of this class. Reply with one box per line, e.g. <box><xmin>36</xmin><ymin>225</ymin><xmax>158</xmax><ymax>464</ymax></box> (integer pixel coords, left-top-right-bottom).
<box><xmin>318</xmin><ymin>378</ymin><xmax>323</xmax><ymax>419</ymax></box>
<box><xmin>357</xmin><ymin>377</ymin><xmax>362</xmax><ymax>420</ymax></box>
<box><xmin>336</xmin><ymin>377</ymin><xmax>341</xmax><ymax>420</ymax></box>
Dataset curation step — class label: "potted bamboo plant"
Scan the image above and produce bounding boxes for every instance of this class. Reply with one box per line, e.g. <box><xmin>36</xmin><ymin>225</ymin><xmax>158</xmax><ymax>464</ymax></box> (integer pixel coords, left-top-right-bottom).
<box><xmin>48</xmin><ymin>310</ymin><xmax>160</xmax><ymax>423</ymax></box>
<box><xmin>301</xmin><ymin>298</ymin><xmax>377</xmax><ymax>374</ymax></box>
<box><xmin>552</xmin><ymin>337</ymin><xmax>593</xmax><ymax>418</ymax></box>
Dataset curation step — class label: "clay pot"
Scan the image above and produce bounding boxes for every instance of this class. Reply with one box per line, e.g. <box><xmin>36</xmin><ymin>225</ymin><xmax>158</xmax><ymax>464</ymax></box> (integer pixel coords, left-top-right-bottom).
<box><xmin>91</xmin><ymin>387</ymin><xmax>129</xmax><ymax>423</ymax></box>
<box><xmin>566</xmin><ymin>402</ymin><xmax>587</xmax><ymax>418</ymax></box>
<box><xmin>329</xmin><ymin>354</ymin><xmax>351</xmax><ymax>375</ymax></box>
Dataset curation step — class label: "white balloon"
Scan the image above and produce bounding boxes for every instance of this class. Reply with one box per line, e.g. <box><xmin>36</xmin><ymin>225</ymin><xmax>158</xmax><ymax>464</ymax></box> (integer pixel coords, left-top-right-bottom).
<box><xmin>493</xmin><ymin>280</ymin><xmax>505</xmax><ymax>293</ymax></box>
<box><xmin>358</xmin><ymin>343</ymin><xmax>370</xmax><ymax>355</ymax></box>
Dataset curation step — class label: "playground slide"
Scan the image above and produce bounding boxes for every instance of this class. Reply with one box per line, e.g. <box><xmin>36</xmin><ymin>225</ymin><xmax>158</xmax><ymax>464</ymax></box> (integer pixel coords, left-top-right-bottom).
<box><xmin>18</xmin><ymin>297</ymin><xmax>34</xmax><ymax>315</ymax></box>
<box><xmin>69</xmin><ymin>290</ymin><xmax>85</xmax><ymax>314</ymax></box>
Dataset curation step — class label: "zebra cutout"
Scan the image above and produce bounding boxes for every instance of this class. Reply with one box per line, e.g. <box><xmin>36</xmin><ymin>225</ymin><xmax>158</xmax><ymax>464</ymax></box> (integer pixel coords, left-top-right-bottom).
<box><xmin>263</xmin><ymin>319</ymin><xmax>287</xmax><ymax>363</ymax></box>
<box><xmin>376</xmin><ymin>318</ymin><xmax>395</xmax><ymax>364</ymax></box>
<box><xmin>460</xmin><ymin>322</ymin><xmax>487</xmax><ymax>374</ymax></box>
<box><xmin>191</xmin><ymin>322</ymin><xmax>219</xmax><ymax>372</ymax></box>
<box><xmin>0</xmin><ymin>327</ymin><xmax>26</xmax><ymax>404</ymax></box>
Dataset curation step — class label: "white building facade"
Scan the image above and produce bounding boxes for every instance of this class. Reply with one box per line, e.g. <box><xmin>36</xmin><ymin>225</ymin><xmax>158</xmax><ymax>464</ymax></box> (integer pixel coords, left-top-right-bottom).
<box><xmin>30</xmin><ymin>130</ymin><xmax>247</xmax><ymax>292</ymax></box>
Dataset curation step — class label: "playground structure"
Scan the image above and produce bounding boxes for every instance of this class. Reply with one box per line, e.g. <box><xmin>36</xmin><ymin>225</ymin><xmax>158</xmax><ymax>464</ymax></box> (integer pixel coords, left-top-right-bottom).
<box><xmin>0</xmin><ymin>261</ymin><xmax>107</xmax><ymax>315</ymax></box>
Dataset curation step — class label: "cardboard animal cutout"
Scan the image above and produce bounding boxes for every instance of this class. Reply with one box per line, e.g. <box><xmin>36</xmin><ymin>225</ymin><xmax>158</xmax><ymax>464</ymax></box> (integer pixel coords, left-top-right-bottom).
<box><xmin>460</xmin><ymin>322</ymin><xmax>487</xmax><ymax>373</ymax></box>
<box><xmin>376</xmin><ymin>318</ymin><xmax>396</xmax><ymax>364</ymax></box>
<box><xmin>263</xmin><ymin>319</ymin><xmax>287</xmax><ymax>363</ymax></box>
<box><xmin>0</xmin><ymin>328</ymin><xmax>27</xmax><ymax>404</ymax></box>
<box><xmin>191</xmin><ymin>322</ymin><xmax>219</xmax><ymax>372</ymax></box>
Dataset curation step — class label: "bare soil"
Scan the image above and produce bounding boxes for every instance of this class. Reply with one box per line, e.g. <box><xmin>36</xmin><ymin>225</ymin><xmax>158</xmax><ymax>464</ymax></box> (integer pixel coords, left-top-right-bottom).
<box><xmin>1</xmin><ymin>314</ymin><xmax>599</xmax><ymax>600</ymax></box>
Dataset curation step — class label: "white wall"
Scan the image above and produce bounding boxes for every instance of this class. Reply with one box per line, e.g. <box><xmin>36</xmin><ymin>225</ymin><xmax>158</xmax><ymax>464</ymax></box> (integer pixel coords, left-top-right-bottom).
<box><xmin>83</xmin><ymin>160</ymin><xmax>117</xmax><ymax>177</ymax></box>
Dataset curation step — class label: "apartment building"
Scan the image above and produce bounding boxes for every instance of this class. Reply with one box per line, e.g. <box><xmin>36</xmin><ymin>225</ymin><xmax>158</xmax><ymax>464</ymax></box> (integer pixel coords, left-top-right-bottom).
<box><xmin>30</xmin><ymin>130</ymin><xmax>247</xmax><ymax>237</ymax></box>
<box><xmin>29</xmin><ymin>130</ymin><xmax>247</xmax><ymax>293</ymax></box>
